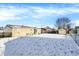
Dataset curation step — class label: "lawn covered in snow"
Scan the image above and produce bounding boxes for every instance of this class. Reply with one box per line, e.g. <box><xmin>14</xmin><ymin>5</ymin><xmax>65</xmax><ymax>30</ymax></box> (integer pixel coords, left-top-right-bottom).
<box><xmin>0</xmin><ymin>34</ymin><xmax>79</xmax><ymax>56</ymax></box>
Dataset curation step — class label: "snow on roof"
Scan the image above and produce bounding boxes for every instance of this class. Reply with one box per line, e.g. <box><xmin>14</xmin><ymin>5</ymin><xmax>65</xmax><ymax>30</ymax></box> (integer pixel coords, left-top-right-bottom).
<box><xmin>5</xmin><ymin>24</ymin><xmax>41</xmax><ymax>29</ymax></box>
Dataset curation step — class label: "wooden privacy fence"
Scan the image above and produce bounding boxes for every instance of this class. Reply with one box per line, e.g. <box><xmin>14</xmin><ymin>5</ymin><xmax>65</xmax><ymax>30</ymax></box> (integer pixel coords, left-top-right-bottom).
<box><xmin>0</xmin><ymin>32</ymin><xmax>12</xmax><ymax>38</ymax></box>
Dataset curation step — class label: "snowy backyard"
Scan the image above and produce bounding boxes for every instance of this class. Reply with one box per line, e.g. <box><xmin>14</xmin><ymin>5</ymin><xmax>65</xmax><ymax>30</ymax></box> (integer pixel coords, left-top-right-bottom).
<box><xmin>0</xmin><ymin>34</ymin><xmax>79</xmax><ymax>56</ymax></box>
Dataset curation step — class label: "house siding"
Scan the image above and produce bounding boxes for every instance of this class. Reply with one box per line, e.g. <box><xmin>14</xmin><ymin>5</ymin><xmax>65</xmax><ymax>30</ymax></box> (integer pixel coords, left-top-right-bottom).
<box><xmin>12</xmin><ymin>27</ymin><xmax>34</xmax><ymax>37</ymax></box>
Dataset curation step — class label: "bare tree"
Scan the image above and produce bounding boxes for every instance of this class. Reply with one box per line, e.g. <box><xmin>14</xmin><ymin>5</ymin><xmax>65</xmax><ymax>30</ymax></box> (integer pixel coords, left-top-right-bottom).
<box><xmin>55</xmin><ymin>17</ymin><xmax>71</xmax><ymax>29</ymax></box>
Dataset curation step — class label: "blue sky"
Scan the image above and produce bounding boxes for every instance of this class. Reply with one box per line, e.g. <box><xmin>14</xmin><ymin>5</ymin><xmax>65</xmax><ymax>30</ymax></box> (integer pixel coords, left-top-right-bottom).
<box><xmin>0</xmin><ymin>3</ymin><xmax>79</xmax><ymax>28</ymax></box>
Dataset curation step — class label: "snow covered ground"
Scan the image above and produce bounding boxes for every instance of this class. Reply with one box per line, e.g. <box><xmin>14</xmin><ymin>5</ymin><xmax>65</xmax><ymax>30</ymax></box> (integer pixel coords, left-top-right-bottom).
<box><xmin>0</xmin><ymin>37</ymin><xmax>18</xmax><ymax>56</ymax></box>
<box><xmin>0</xmin><ymin>34</ymin><xmax>79</xmax><ymax>56</ymax></box>
<box><xmin>70</xmin><ymin>34</ymin><xmax>79</xmax><ymax>46</ymax></box>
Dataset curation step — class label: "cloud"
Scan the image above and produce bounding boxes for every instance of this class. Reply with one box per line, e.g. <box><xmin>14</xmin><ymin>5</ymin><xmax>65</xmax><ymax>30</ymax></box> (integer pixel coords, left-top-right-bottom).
<box><xmin>27</xmin><ymin>6</ymin><xmax>69</xmax><ymax>19</ymax></box>
<box><xmin>71</xmin><ymin>20</ymin><xmax>79</xmax><ymax>28</ymax></box>
<box><xmin>66</xmin><ymin>8</ymin><xmax>79</xmax><ymax>13</ymax></box>
<box><xmin>0</xmin><ymin>4</ymin><xmax>79</xmax><ymax>21</ymax></box>
<box><xmin>24</xmin><ymin>5</ymin><xmax>79</xmax><ymax>19</ymax></box>
<box><xmin>65</xmin><ymin>4</ymin><xmax>79</xmax><ymax>13</ymax></box>
<box><xmin>32</xmin><ymin>6</ymin><xmax>67</xmax><ymax>14</ymax></box>
<box><xmin>0</xmin><ymin>5</ymin><xmax>70</xmax><ymax>21</ymax></box>
<box><xmin>73</xmin><ymin>20</ymin><xmax>79</xmax><ymax>26</ymax></box>
<box><xmin>0</xmin><ymin>6</ymin><xmax>30</xmax><ymax>21</ymax></box>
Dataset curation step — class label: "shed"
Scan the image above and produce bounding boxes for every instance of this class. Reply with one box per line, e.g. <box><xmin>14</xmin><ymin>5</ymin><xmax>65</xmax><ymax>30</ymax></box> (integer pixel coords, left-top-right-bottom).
<box><xmin>58</xmin><ymin>29</ymin><xmax>67</xmax><ymax>35</ymax></box>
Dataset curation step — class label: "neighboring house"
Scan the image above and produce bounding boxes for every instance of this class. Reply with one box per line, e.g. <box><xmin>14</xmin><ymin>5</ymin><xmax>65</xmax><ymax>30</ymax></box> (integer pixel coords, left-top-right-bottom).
<box><xmin>58</xmin><ymin>29</ymin><xmax>67</xmax><ymax>35</ymax></box>
<box><xmin>3</xmin><ymin>24</ymin><xmax>41</xmax><ymax>37</ymax></box>
<box><xmin>41</xmin><ymin>28</ymin><xmax>47</xmax><ymax>33</ymax></box>
<box><xmin>45</xmin><ymin>26</ymin><xmax>53</xmax><ymax>33</ymax></box>
<box><xmin>41</xmin><ymin>26</ymin><xmax>53</xmax><ymax>33</ymax></box>
<box><xmin>75</xmin><ymin>26</ymin><xmax>79</xmax><ymax>34</ymax></box>
<box><xmin>41</xmin><ymin>27</ymin><xmax>57</xmax><ymax>34</ymax></box>
<box><xmin>0</xmin><ymin>27</ymin><xmax>4</xmax><ymax>37</ymax></box>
